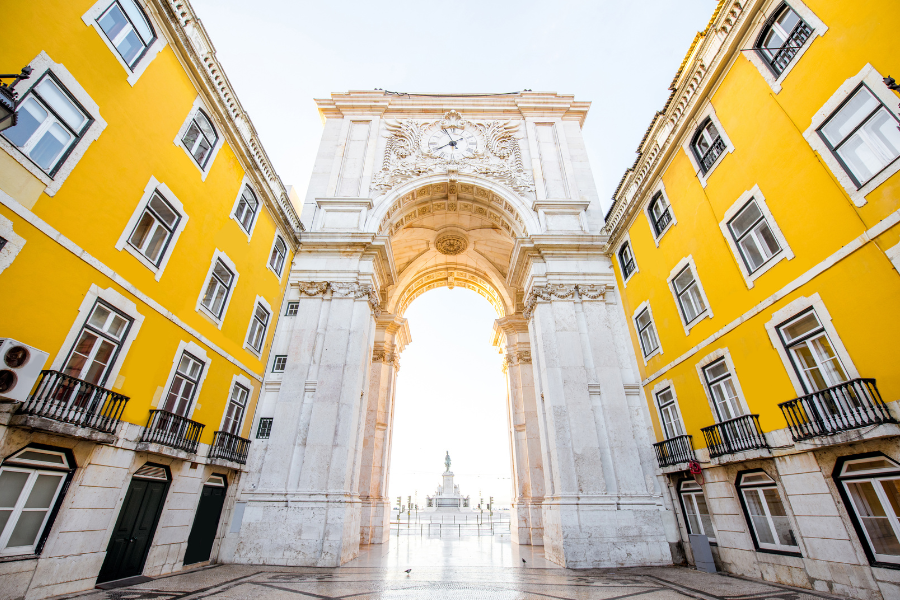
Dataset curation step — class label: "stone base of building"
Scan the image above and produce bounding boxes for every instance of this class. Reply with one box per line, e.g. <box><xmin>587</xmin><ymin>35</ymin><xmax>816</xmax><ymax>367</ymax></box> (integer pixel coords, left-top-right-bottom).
<box><xmin>511</xmin><ymin>500</ymin><xmax>544</xmax><ymax>546</ymax></box>
<box><xmin>540</xmin><ymin>495</ymin><xmax>673</xmax><ymax>568</ymax></box>
<box><xmin>359</xmin><ymin>497</ymin><xmax>390</xmax><ymax>545</ymax></box>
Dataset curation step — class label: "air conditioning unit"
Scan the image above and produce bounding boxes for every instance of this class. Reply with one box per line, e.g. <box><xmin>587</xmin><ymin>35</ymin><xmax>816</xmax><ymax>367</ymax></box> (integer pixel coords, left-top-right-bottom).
<box><xmin>0</xmin><ymin>338</ymin><xmax>49</xmax><ymax>402</ymax></box>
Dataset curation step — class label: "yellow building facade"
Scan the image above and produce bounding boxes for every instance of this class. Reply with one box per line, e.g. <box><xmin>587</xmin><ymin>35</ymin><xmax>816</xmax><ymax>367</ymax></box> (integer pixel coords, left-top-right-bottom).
<box><xmin>605</xmin><ymin>0</ymin><xmax>900</xmax><ymax>596</ymax></box>
<box><xmin>0</xmin><ymin>0</ymin><xmax>302</xmax><ymax>597</ymax></box>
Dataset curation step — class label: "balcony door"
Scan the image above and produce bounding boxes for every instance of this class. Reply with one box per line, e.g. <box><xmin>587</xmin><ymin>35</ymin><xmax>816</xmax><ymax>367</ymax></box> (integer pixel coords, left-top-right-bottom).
<box><xmin>62</xmin><ymin>302</ymin><xmax>131</xmax><ymax>387</ymax></box>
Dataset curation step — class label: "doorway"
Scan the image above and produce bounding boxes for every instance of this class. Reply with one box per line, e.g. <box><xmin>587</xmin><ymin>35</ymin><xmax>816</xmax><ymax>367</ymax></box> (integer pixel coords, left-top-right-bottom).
<box><xmin>183</xmin><ymin>474</ymin><xmax>228</xmax><ymax>565</ymax></box>
<box><xmin>97</xmin><ymin>463</ymin><xmax>169</xmax><ymax>583</ymax></box>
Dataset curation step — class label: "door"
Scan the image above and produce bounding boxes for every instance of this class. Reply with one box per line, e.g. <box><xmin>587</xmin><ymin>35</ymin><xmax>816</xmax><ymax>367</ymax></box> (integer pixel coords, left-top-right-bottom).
<box><xmin>97</xmin><ymin>476</ymin><xmax>168</xmax><ymax>583</ymax></box>
<box><xmin>182</xmin><ymin>480</ymin><xmax>226</xmax><ymax>565</ymax></box>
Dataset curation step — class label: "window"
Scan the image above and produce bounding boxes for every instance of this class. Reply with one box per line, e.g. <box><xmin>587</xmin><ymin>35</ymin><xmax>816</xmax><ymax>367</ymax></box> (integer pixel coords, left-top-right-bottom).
<box><xmin>818</xmin><ymin>85</ymin><xmax>900</xmax><ymax>188</ymax></box>
<box><xmin>0</xmin><ymin>447</ymin><xmax>72</xmax><ymax>556</ymax></box>
<box><xmin>272</xmin><ymin>355</ymin><xmax>287</xmax><ymax>372</ymax></box>
<box><xmin>737</xmin><ymin>471</ymin><xmax>799</xmax><ymax>553</ymax></box>
<box><xmin>222</xmin><ymin>383</ymin><xmax>248</xmax><ymax>435</ymax></box>
<box><xmin>836</xmin><ymin>455</ymin><xmax>900</xmax><ymax>565</ymax></box>
<box><xmin>2</xmin><ymin>73</ymin><xmax>91</xmax><ymax>176</ymax></box>
<box><xmin>181</xmin><ymin>109</ymin><xmax>217</xmax><ymax>169</ymax></box>
<box><xmin>656</xmin><ymin>388</ymin><xmax>683</xmax><ymax>439</ymax></box>
<box><xmin>233</xmin><ymin>186</ymin><xmax>258</xmax><ymax>233</ymax></box>
<box><xmin>0</xmin><ymin>236</ymin><xmax>7</xmax><ymax>253</ymax></box>
<box><xmin>691</xmin><ymin>118</ymin><xmax>726</xmax><ymax>174</ymax></box>
<box><xmin>635</xmin><ymin>308</ymin><xmax>659</xmax><ymax>358</ymax></box>
<box><xmin>268</xmin><ymin>236</ymin><xmax>287</xmax><ymax>276</ymax></box>
<box><xmin>201</xmin><ymin>259</ymin><xmax>234</xmax><ymax>319</ymax></box>
<box><xmin>127</xmin><ymin>191</ymin><xmax>180</xmax><ymax>266</ymax></box>
<box><xmin>257</xmin><ymin>417</ymin><xmax>273</xmax><ymax>439</ymax></box>
<box><xmin>777</xmin><ymin>309</ymin><xmax>848</xmax><ymax>393</ymax></box>
<box><xmin>703</xmin><ymin>360</ymin><xmax>743</xmax><ymax>421</ymax></box>
<box><xmin>285</xmin><ymin>302</ymin><xmax>299</xmax><ymax>316</ymax></box>
<box><xmin>727</xmin><ymin>199</ymin><xmax>781</xmax><ymax>273</ymax></box>
<box><xmin>618</xmin><ymin>242</ymin><xmax>636</xmax><ymax>279</ymax></box>
<box><xmin>61</xmin><ymin>301</ymin><xmax>131</xmax><ymax>386</ymax></box>
<box><xmin>246</xmin><ymin>304</ymin><xmax>270</xmax><ymax>353</ymax></box>
<box><xmin>96</xmin><ymin>0</ymin><xmax>155</xmax><ymax>69</ymax></box>
<box><xmin>679</xmin><ymin>480</ymin><xmax>715</xmax><ymax>542</ymax></box>
<box><xmin>161</xmin><ymin>352</ymin><xmax>203</xmax><ymax>416</ymax></box>
<box><xmin>673</xmin><ymin>265</ymin><xmax>707</xmax><ymax>324</ymax></box>
<box><xmin>755</xmin><ymin>4</ymin><xmax>812</xmax><ymax>76</ymax></box>
<box><xmin>648</xmin><ymin>192</ymin><xmax>672</xmax><ymax>237</ymax></box>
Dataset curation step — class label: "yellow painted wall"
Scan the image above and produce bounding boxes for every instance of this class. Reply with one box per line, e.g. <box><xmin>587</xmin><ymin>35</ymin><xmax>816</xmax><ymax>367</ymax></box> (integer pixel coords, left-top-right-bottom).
<box><xmin>613</xmin><ymin>0</ymin><xmax>900</xmax><ymax>447</ymax></box>
<box><xmin>0</xmin><ymin>0</ymin><xmax>293</xmax><ymax>441</ymax></box>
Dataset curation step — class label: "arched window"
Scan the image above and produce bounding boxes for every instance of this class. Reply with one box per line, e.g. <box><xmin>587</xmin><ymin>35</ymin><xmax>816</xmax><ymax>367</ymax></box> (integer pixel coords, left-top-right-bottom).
<box><xmin>647</xmin><ymin>192</ymin><xmax>672</xmax><ymax>237</ymax></box>
<box><xmin>233</xmin><ymin>186</ymin><xmax>259</xmax><ymax>233</ymax></box>
<box><xmin>618</xmin><ymin>242</ymin><xmax>636</xmax><ymax>279</ymax></box>
<box><xmin>755</xmin><ymin>4</ymin><xmax>812</xmax><ymax>77</ymax></box>
<box><xmin>181</xmin><ymin>110</ymin><xmax>218</xmax><ymax>168</ymax></box>
<box><xmin>835</xmin><ymin>454</ymin><xmax>900</xmax><ymax>565</ymax></box>
<box><xmin>97</xmin><ymin>0</ymin><xmax>157</xmax><ymax>68</ymax></box>
<box><xmin>691</xmin><ymin>119</ymin><xmax>725</xmax><ymax>174</ymax></box>
<box><xmin>268</xmin><ymin>236</ymin><xmax>287</xmax><ymax>276</ymax></box>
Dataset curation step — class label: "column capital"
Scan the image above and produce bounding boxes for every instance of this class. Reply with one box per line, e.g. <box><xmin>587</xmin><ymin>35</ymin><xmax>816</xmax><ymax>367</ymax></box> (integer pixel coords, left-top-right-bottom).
<box><xmin>522</xmin><ymin>283</ymin><xmax>614</xmax><ymax>320</ymax></box>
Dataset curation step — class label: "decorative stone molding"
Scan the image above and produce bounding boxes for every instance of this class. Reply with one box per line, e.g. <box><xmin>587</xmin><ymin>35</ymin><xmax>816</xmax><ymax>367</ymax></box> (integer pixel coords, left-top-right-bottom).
<box><xmin>370</xmin><ymin>110</ymin><xmax>535</xmax><ymax>197</ymax></box>
<box><xmin>293</xmin><ymin>281</ymin><xmax>382</xmax><ymax>316</ymax></box>
<box><xmin>435</xmin><ymin>234</ymin><xmax>467</xmax><ymax>255</ymax></box>
<box><xmin>503</xmin><ymin>350</ymin><xmax>533</xmax><ymax>370</ymax></box>
<box><xmin>522</xmin><ymin>284</ymin><xmax>612</xmax><ymax>320</ymax></box>
<box><xmin>372</xmin><ymin>349</ymin><xmax>400</xmax><ymax>370</ymax></box>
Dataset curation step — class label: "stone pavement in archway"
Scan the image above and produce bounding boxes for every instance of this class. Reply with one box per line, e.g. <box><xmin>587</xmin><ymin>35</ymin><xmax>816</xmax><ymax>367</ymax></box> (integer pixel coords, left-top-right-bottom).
<box><xmin>60</xmin><ymin>537</ymin><xmax>845</xmax><ymax>600</ymax></box>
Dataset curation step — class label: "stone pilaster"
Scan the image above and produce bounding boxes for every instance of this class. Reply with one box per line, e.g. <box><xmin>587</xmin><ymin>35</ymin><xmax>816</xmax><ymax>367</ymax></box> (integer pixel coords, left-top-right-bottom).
<box><xmin>359</xmin><ymin>313</ymin><xmax>410</xmax><ymax>545</ymax></box>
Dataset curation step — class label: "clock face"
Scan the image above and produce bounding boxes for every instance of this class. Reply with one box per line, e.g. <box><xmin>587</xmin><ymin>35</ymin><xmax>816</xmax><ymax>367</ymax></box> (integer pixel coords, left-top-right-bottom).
<box><xmin>428</xmin><ymin>128</ymin><xmax>477</xmax><ymax>160</ymax></box>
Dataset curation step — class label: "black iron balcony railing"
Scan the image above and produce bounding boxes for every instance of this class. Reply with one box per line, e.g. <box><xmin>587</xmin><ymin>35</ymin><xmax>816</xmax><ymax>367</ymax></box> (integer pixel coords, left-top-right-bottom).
<box><xmin>699</xmin><ymin>136</ymin><xmax>727</xmax><ymax>173</ymax></box>
<box><xmin>257</xmin><ymin>417</ymin><xmax>273</xmax><ymax>439</ymax></box>
<box><xmin>19</xmin><ymin>370</ymin><xmax>129</xmax><ymax>434</ymax></box>
<box><xmin>701</xmin><ymin>414</ymin><xmax>768</xmax><ymax>458</ymax></box>
<box><xmin>140</xmin><ymin>409</ymin><xmax>204</xmax><ymax>454</ymax></box>
<box><xmin>653</xmin><ymin>434</ymin><xmax>696</xmax><ymax>468</ymax></box>
<box><xmin>208</xmin><ymin>431</ymin><xmax>251</xmax><ymax>465</ymax></box>
<box><xmin>653</xmin><ymin>207</ymin><xmax>672</xmax><ymax>237</ymax></box>
<box><xmin>762</xmin><ymin>21</ymin><xmax>813</xmax><ymax>76</ymax></box>
<box><xmin>779</xmin><ymin>378</ymin><xmax>895</xmax><ymax>442</ymax></box>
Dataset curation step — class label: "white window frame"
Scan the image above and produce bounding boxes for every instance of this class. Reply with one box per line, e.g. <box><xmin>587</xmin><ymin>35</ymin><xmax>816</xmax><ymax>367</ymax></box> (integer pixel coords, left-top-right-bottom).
<box><xmin>0</xmin><ymin>463</ymin><xmax>68</xmax><ymax>556</ymax></box>
<box><xmin>174</xmin><ymin>97</ymin><xmax>223</xmax><ymax>180</ymax></box>
<box><xmin>266</xmin><ymin>234</ymin><xmax>288</xmax><ymax>280</ymax></box>
<box><xmin>0</xmin><ymin>212</ymin><xmax>26</xmax><ymax>277</ymax></box>
<box><xmin>837</xmin><ymin>455</ymin><xmax>900</xmax><ymax>565</ymax></box>
<box><xmin>217</xmin><ymin>373</ymin><xmax>254</xmax><ymax>435</ymax></box>
<box><xmin>0</xmin><ymin>52</ymin><xmax>107</xmax><ymax>197</ymax></box>
<box><xmin>667</xmin><ymin>255</ymin><xmax>713</xmax><ymax>334</ymax></box>
<box><xmin>243</xmin><ymin>296</ymin><xmax>272</xmax><ymax>357</ymax></box>
<box><xmin>719</xmin><ymin>185</ymin><xmax>794</xmax><ymax>288</ymax></box>
<box><xmin>804</xmin><ymin>64</ymin><xmax>900</xmax><ymax>207</ymax></box>
<box><xmin>81</xmin><ymin>0</ymin><xmax>167</xmax><ymax>86</ymax></box>
<box><xmin>196</xmin><ymin>249</ymin><xmax>239</xmax><ymax>329</ymax></box>
<box><xmin>764</xmin><ymin>293</ymin><xmax>859</xmax><ymax>397</ymax></box>
<box><xmin>650</xmin><ymin>380</ymin><xmax>686</xmax><ymax>440</ymax></box>
<box><xmin>695</xmin><ymin>348</ymin><xmax>751</xmax><ymax>423</ymax></box>
<box><xmin>616</xmin><ymin>233</ymin><xmax>638</xmax><ymax>285</ymax></box>
<box><xmin>632</xmin><ymin>300</ymin><xmax>662</xmax><ymax>364</ymax></box>
<box><xmin>115</xmin><ymin>176</ymin><xmax>187</xmax><ymax>280</ymax></box>
<box><xmin>645</xmin><ymin>181</ymin><xmax>677</xmax><ymax>245</ymax></box>
<box><xmin>737</xmin><ymin>471</ymin><xmax>801</xmax><ymax>553</ymax></box>
<box><xmin>886</xmin><ymin>240</ymin><xmax>900</xmax><ymax>274</ymax></box>
<box><xmin>49</xmin><ymin>285</ymin><xmax>144</xmax><ymax>391</ymax></box>
<box><xmin>271</xmin><ymin>355</ymin><xmax>287</xmax><ymax>373</ymax></box>
<box><xmin>154</xmin><ymin>341</ymin><xmax>210</xmax><ymax>420</ymax></box>
<box><xmin>230</xmin><ymin>177</ymin><xmax>261</xmax><ymax>241</ymax></box>
<box><xmin>744</xmin><ymin>0</ymin><xmax>827</xmax><ymax>94</ymax></box>
<box><xmin>681</xmin><ymin>104</ymin><xmax>735</xmax><ymax>188</ymax></box>
<box><xmin>285</xmin><ymin>301</ymin><xmax>299</xmax><ymax>317</ymax></box>
<box><xmin>679</xmin><ymin>479</ymin><xmax>717</xmax><ymax>542</ymax></box>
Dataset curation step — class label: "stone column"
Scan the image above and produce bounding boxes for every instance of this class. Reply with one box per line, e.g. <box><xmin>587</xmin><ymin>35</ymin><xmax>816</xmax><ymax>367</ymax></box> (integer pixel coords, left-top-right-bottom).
<box><xmin>493</xmin><ymin>316</ymin><xmax>545</xmax><ymax>546</ymax></box>
<box><xmin>359</xmin><ymin>314</ymin><xmax>410</xmax><ymax>545</ymax></box>
<box><xmin>524</xmin><ymin>279</ymin><xmax>671</xmax><ymax>568</ymax></box>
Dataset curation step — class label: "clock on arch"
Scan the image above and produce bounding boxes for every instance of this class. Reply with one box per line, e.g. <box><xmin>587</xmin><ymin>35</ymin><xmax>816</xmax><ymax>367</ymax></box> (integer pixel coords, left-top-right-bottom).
<box><xmin>428</xmin><ymin>127</ymin><xmax>477</xmax><ymax>161</ymax></box>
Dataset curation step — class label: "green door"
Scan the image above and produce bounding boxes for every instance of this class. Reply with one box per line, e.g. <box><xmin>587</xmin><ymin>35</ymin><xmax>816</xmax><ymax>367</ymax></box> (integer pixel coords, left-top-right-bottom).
<box><xmin>97</xmin><ymin>476</ymin><xmax>168</xmax><ymax>583</ymax></box>
<box><xmin>182</xmin><ymin>482</ymin><xmax>226</xmax><ymax>565</ymax></box>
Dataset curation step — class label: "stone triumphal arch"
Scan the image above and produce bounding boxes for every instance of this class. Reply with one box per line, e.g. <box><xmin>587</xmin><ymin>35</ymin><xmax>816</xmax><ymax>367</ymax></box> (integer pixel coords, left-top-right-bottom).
<box><xmin>220</xmin><ymin>92</ymin><xmax>680</xmax><ymax>569</ymax></box>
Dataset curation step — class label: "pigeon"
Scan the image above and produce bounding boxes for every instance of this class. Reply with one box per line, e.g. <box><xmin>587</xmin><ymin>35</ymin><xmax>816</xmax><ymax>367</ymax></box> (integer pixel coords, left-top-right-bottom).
<box><xmin>405</xmin><ymin>569</ymin><xmax>412</xmax><ymax>575</ymax></box>
<box><xmin>522</xmin><ymin>558</ymin><xmax>526</xmax><ymax>564</ymax></box>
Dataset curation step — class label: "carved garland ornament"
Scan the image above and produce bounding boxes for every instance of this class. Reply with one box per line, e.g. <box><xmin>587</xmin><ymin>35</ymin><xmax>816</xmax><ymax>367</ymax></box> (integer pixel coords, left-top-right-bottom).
<box><xmin>370</xmin><ymin>110</ymin><xmax>535</xmax><ymax>197</ymax></box>
<box><xmin>295</xmin><ymin>281</ymin><xmax>382</xmax><ymax>316</ymax></box>
<box><xmin>522</xmin><ymin>284</ymin><xmax>613</xmax><ymax>320</ymax></box>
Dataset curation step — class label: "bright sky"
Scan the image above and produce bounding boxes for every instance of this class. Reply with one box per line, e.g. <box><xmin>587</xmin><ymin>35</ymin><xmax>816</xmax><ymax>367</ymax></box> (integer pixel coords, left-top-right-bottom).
<box><xmin>190</xmin><ymin>0</ymin><xmax>718</xmax><ymax>506</ymax></box>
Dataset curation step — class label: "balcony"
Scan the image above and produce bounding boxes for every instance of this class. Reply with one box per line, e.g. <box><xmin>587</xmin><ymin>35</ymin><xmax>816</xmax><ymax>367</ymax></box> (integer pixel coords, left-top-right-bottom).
<box><xmin>701</xmin><ymin>414</ymin><xmax>768</xmax><ymax>459</ymax></box>
<box><xmin>208</xmin><ymin>430</ymin><xmax>251</xmax><ymax>465</ymax></box>
<box><xmin>16</xmin><ymin>370</ymin><xmax>129</xmax><ymax>435</ymax></box>
<box><xmin>653</xmin><ymin>435</ymin><xmax>696</xmax><ymax>468</ymax></box>
<box><xmin>140</xmin><ymin>409</ymin><xmax>204</xmax><ymax>454</ymax></box>
<box><xmin>779</xmin><ymin>378</ymin><xmax>896</xmax><ymax>442</ymax></box>
<box><xmin>699</xmin><ymin>136</ymin><xmax>727</xmax><ymax>173</ymax></box>
<box><xmin>766</xmin><ymin>21</ymin><xmax>813</xmax><ymax>76</ymax></box>
<box><xmin>653</xmin><ymin>207</ymin><xmax>672</xmax><ymax>237</ymax></box>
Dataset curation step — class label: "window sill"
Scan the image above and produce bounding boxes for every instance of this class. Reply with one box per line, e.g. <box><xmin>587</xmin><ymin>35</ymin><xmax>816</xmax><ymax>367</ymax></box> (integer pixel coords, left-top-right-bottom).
<box><xmin>230</xmin><ymin>213</ymin><xmax>256</xmax><ymax>242</ymax></box>
<box><xmin>0</xmin><ymin>553</ymin><xmax>39</xmax><ymax>563</ymax></box>
<box><xmin>122</xmin><ymin>244</ymin><xmax>164</xmax><ymax>280</ymax></box>
<box><xmin>652</xmin><ymin>221</ymin><xmax>674</xmax><ymax>246</ymax></box>
<box><xmin>682</xmin><ymin>311</ymin><xmax>712</xmax><ymax>336</ymax></box>
<box><xmin>266</xmin><ymin>263</ymin><xmax>285</xmax><ymax>282</ymax></box>
<box><xmin>753</xmin><ymin>547</ymin><xmax>802</xmax><ymax>558</ymax></box>
<box><xmin>641</xmin><ymin>347</ymin><xmax>662</xmax><ymax>366</ymax></box>
<box><xmin>196</xmin><ymin>306</ymin><xmax>225</xmax><ymax>330</ymax></box>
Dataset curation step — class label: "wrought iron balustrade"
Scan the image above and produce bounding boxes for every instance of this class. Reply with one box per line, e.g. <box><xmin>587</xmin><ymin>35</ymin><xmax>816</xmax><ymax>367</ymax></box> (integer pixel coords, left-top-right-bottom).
<box><xmin>19</xmin><ymin>370</ymin><xmax>129</xmax><ymax>434</ymax></box>
<box><xmin>622</xmin><ymin>258</ymin><xmax>636</xmax><ymax>278</ymax></box>
<box><xmin>257</xmin><ymin>417</ymin><xmax>273</xmax><ymax>439</ymax></box>
<box><xmin>140</xmin><ymin>409</ymin><xmax>204</xmax><ymax>454</ymax></box>
<box><xmin>653</xmin><ymin>207</ymin><xmax>672</xmax><ymax>236</ymax></box>
<box><xmin>764</xmin><ymin>21</ymin><xmax>813</xmax><ymax>76</ymax></box>
<box><xmin>699</xmin><ymin>137</ymin><xmax>727</xmax><ymax>173</ymax></box>
<box><xmin>208</xmin><ymin>430</ymin><xmax>251</xmax><ymax>464</ymax></box>
<box><xmin>653</xmin><ymin>435</ymin><xmax>696</xmax><ymax>468</ymax></box>
<box><xmin>701</xmin><ymin>414</ymin><xmax>768</xmax><ymax>458</ymax></box>
<box><xmin>779</xmin><ymin>378</ymin><xmax>895</xmax><ymax>441</ymax></box>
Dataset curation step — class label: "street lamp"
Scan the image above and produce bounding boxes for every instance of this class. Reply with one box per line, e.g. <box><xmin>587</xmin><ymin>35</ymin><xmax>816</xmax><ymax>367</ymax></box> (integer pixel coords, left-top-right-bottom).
<box><xmin>0</xmin><ymin>67</ymin><xmax>34</xmax><ymax>133</ymax></box>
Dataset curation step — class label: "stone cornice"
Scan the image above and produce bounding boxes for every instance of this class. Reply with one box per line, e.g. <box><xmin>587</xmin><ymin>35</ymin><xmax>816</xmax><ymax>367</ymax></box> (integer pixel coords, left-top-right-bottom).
<box><xmin>292</xmin><ymin>281</ymin><xmax>381</xmax><ymax>316</ymax></box>
<box><xmin>522</xmin><ymin>283</ymin><xmax>614</xmax><ymax>321</ymax></box>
